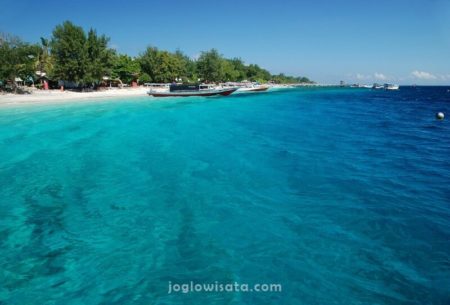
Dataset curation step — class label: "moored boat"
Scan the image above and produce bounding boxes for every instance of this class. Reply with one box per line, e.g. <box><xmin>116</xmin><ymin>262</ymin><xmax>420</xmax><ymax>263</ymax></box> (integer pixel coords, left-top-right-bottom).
<box><xmin>372</xmin><ymin>83</ymin><xmax>384</xmax><ymax>89</ymax></box>
<box><xmin>234</xmin><ymin>82</ymin><xmax>270</xmax><ymax>94</ymax></box>
<box><xmin>237</xmin><ymin>85</ymin><xmax>270</xmax><ymax>93</ymax></box>
<box><xmin>384</xmin><ymin>84</ymin><xmax>400</xmax><ymax>90</ymax></box>
<box><xmin>148</xmin><ymin>84</ymin><xmax>237</xmax><ymax>97</ymax></box>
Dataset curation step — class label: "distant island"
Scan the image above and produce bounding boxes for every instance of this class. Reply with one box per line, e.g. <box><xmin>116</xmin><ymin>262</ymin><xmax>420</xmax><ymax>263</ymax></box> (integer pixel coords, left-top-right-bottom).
<box><xmin>0</xmin><ymin>21</ymin><xmax>313</xmax><ymax>93</ymax></box>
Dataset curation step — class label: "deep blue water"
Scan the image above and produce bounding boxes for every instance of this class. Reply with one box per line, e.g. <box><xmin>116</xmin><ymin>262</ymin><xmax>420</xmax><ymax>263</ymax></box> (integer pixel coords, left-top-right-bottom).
<box><xmin>0</xmin><ymin>87</ymin><xmax>449</xmax><ymax>305</ymax></box>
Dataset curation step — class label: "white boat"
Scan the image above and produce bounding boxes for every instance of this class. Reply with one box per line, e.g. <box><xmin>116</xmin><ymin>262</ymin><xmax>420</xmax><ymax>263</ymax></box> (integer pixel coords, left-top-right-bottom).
<box><xmin>372</xmin><ymin>83</ymin><xmax>384</xmax><ymax>89</ymax></box>
<box><xmin>268</xmin><ymin>84</ymin><xmax>295</xmax><ymax>90</ymax></box>
<box><xmin>148</xmin><ymin>84</ymin><xmax>237</xmax><ymax>97</ymax></box>
<box><xmin>144</xmin><ymin>83</ymin><xmax>170</xmax><ymax>92</ymax></box>
<box><xmin>236</xmin><ymin>84</ymin><xmax>270</xmax><ymax>93</ymax></box>
<box><xmin>384</xmin><ymin>84</ymin><xmax>399</xmax><ymax>90</ymax></box>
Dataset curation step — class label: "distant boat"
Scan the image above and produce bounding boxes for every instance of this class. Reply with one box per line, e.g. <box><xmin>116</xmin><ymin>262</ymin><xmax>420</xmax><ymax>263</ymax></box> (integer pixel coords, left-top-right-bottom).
<box><xmin>348</xmin><ymin>84</ymin><xmax>371</xmax><ymax>88</ymax></box>
<box><xmin>148</xmin><ymin>84</ymin><xmax>237</xmax><ymax>97</ymax></box>
<box><xmin>372</xmin><ymin>83</ymin><xmax>384</xmax><ymax>90</ymax></box>
<box><xmin>384</xmin><ymin>84</ymin><xmax>399</xmax><ymax>90</ymax></box>
<box><xmin>236</xmin><ymin>84</ymin><xmax>270</xmax><ymax>93</ymax></box>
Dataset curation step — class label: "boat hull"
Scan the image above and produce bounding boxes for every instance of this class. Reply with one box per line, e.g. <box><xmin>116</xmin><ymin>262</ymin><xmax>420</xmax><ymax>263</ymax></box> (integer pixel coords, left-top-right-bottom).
<box><xmin>247</xmin><ymin>86</ymin><xmax>269</xmax><ymax>92</ymax></box>
<box><xmin>386</xmin><ymin>86</ymin><xmax>399</xmax><ymax>90</ymax></box>
<box><xmin>236</xmin><ymin>86</ymin><xmax>270</xmax><ymax>93</ymax></box>
<box><xmin>149</xmin><ymin>88</ymin><xmax>237</xmax><ymax>97</ymax></box>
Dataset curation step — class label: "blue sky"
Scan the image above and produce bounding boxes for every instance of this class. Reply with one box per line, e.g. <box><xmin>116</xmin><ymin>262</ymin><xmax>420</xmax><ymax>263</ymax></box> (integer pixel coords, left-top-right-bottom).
<box><xmin>1</xmin><ymin>0</ymin><xmax>449</xmax><ymax>84</ymax></box>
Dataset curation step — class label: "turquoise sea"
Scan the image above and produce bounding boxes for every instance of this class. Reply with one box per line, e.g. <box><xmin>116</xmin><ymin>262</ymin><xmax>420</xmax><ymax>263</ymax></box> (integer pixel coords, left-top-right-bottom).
<box><xmin>1</xmin><ymin>87</ymin><xmax>449</xmax><ymax>305</ymax></box>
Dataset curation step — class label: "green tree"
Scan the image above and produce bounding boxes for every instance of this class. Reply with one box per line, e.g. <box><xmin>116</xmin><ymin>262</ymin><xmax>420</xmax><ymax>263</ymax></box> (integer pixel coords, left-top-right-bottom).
<box><xmin>112</xmin><ymin>54</ymin><xmax>140</xmax><ymax>84</ymax></box>
<box><xmin>246</xmin><ymin>64</ymin><xmax>271</xmax><ymax>82</ymax></box>
<box><xmin>138</xmin><ymin>46</ymin><xmax>158</xmax><ymax>82</ymax></box>
<box><xmin>271</xmin><ymin>73</ymin><xmax>312</xmax><ymax>84</ymax></box>
<box><xmin>174</xmin><ymin>49</ymin><xmax>196</xmax><ymax>82</ymax></box>
<box><xmin>299</xmin><ymin>77</ymin><xmax>312</xmax><ymax>83</ymax></box>
<box><xmin>51</xmin><ymin>21</ymin><xmax>87</xmax><ymax>84</ymax></box>
<box><xmin>138</xmin><ymin>47</ymin><xmax>183</xmax><ymax>83</ymax></box>
<box><xmin>0</xmin><ymin>33</ymin><xmax>39</xmax><ymax>90</ymax></box>
<box><xmin>196</xmin><ymin>49</ymin><xmax>224</xmax><ymax>83</ymax></box>
<box><xmin>222</xmin><ymin>59</ymin><xmax>240</xmax><ymax>82</ymax></box>
<box><xmin>4</xmin><ymin>25</ymin><xmax>314</xmax><ymax>90</ymax></box>
<box><xmin>228</xmin><ymin>58</ymin><xmax>247</xmax><ymax>81</ymax></box>
<box><xmin>138</xmin><ymin>72</ymin><xmax>151</xmax><ymax>84</ymax></box>
<box><xmin>36</xmin><ymin>37</ymin><xmax>53</xmax><ymax>78</ymax></box>
<box><xmin>51</xmin><ymin>21</ymin><xmax>114</xmax><ymax>86</ymax></box>
<box><xmin>84</xmin><ymin>28</ymin><xmax>115</xmax><ymax>84</ymax></box>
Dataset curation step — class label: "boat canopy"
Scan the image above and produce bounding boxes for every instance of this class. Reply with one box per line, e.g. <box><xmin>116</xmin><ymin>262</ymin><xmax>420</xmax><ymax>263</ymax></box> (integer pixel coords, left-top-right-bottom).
<box><xmin>170</xmin><ymin>84</ymin><xmax>199</xmax><ymax>92</ymax></box>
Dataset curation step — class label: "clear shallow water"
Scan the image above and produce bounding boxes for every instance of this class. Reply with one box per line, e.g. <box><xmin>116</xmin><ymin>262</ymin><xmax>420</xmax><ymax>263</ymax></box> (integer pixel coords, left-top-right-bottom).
<box><xmin>0</xmin><ymin>87</ymin><xmax>449</xmax><ymax>305</ymax></box>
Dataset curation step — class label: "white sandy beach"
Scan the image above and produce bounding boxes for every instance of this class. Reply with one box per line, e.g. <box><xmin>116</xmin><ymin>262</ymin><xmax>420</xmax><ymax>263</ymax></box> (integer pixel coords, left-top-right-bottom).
<box><xmin>0</xmin><ymin>85</ymin><xmax>303</xmax><ymax>108</ymax></box>
<box><xmin>0</xmin><ymin>87</ymin><xmax>150</xmax><ymax>107</ymax></box>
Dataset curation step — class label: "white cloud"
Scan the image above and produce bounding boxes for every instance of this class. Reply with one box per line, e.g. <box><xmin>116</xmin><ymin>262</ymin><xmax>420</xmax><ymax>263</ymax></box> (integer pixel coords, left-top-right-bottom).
<box><xmin>411</xmin><ymin>70</ymin><xmax>437</xmax><ymax>80</ymax></box>
<box><xmin>356</xmin><ymin>73</ymin><xmax>369</xmax><ymax>80</ymax></box>
<box><xmin>374</xmin><ymin>73</ymin><xmax>387</xmax><ymax>80</ymax></box>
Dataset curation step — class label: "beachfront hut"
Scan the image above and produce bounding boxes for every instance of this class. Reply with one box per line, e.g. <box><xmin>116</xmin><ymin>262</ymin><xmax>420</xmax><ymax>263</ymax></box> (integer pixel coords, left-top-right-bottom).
<box><xmin>14</xmin><ymin>77</ymin><xmax>24</xmax><ymax>86</ymax></box>
<box><xmin>102</xmin><ymin>76</ymin><xmax>123</xmax><ymax>88</ymax></box>
<box><xmin>37</xmin><ymin>75</ymin><xmax>50</xmax><ymax>90</ymax></box>
<box><xmin>35</xmin><ymin>71</ymin><xmax>48</xmax><ymax>84</ymax></box>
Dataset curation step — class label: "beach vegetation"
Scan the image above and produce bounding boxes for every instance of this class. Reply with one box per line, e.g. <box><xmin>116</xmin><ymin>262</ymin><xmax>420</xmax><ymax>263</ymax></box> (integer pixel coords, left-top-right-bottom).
<box><xmin>0</xmin><ymin>21</ymin><xmax>313</xmax><ymax>91</ymax></box>
<box><xmin>138</xmin><ymin>72</ymin><xmax>151</xmax><ymax>84</ymax></box>
<box><xmin>138</xmin><ymin>47</ymin><xmax>185</xmax><ymax>83</ymax></box>
<box><xmin>111</xmin><ymin>54</ymin><xmax>140</xmax><ymax>84</ymax></box>
<box><xmin>36</xmin><ymin>37</ymin><xmax>53</xmax><ymax>78</ymax></box>
<box><xmin>196</xmin><ymin>49</ymin><xmax>225</xmax><ymax>83</ymax></box>
<box><xmin>0</xmin><ymin>33</ymin><xmax>40</xmax><ymax>92</ymax></box>
<box><xmin>84</xmin><ymin>29</ymin><xmax>115</xmax><ymax>84</ymax></box>
<box><xmin>51</xmin><ymin>21</ymin><xmax>115</xmax><ymax>87</ymax></box>
<box><xmin>245</xmin><ymin>63</ymin><xmax>272</xmax><ymax>83</ymax></box>
<box><xmin>50</xmin><ymin>21</ymin><xmax>88</xmax><ymax>84</ymax></box>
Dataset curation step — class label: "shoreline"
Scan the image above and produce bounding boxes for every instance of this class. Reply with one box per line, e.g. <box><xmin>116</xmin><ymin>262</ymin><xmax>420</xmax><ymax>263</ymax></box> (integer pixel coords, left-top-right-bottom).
<box><xmin>0</xmin><ymin>84</ymin><xmax>324</xmax><ymax>108</ymax></box>
<box><xmin>0</xmin><ymin>87</ymin><xmax>150</xmax><ymax>107</ymax></box>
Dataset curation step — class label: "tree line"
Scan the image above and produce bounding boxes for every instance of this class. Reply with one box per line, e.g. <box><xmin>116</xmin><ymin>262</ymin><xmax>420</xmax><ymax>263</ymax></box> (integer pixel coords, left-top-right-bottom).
<box><xmin>0</xmin><ymin>21</ymin><xmax>313</xmax><ymax>89</ymax></box>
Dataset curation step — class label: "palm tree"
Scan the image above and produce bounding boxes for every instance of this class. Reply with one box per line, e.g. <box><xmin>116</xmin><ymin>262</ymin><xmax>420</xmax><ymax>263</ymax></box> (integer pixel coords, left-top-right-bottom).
<box><xmin>34</xmin><ymin>37</ymin><xmax>52</xmax><ymax>88</ymax></box>
<box><xmin>37</xmin><ymin>37</ymin><xmax>52</xmax><ymax>76</ymax></box>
